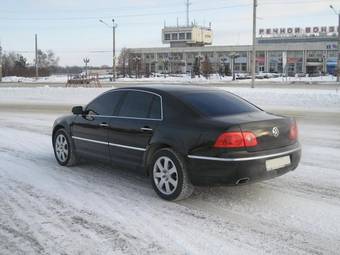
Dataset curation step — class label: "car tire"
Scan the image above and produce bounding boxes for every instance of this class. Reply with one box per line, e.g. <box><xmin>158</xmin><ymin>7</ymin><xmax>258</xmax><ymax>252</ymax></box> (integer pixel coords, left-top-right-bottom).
<box><xmin>150</xmin><ymin>148</ymin><xmax>194</xmax><ymax>201</ymax></box>
<box><xmin>53</xmin><ymin>129</ymin><xmax>78</xmax><ymax>166</ymax></box>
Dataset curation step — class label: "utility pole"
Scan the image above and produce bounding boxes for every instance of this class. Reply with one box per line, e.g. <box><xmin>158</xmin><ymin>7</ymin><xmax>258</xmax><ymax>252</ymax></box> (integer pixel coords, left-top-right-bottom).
<box><xmin>0</xmin><ymin>43</ymin><xmax>2</xmax><ymax>82</ymax></box>
<box><xmin>338</xmin><ymin>13</ymin><xmax>340</xmax><ymax>82</ymax></box>
<box><xmin>186</xmin><ymin>0</ymin><xmax>192</xmax><ymax>26</ymax></box>
<box><xmin>251</xmin><ymin>0</ymin><xmax>257</xmax><ymax>88</ymax></box>
<box><xmin>112</xmin><ymin>19</ymin><xmax>117</xmax><ymax>82</ymax></box>
<box><xmin>99</xmin><ymin>19</ymin><xmax>117</xmax><ymax>82</ymax></box>
<box><xmin>330</xmin><ymin>5</ymin><xmax>340</xmax><ymax>82</ymax></box>
<box><xmin>35</xmin><ymin>34</ymin><xmax>38</xmax><ymax>79</ymax></box>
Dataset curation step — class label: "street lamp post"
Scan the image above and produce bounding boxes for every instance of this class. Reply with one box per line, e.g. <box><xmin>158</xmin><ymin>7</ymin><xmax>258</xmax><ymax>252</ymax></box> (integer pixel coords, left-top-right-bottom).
<box><xmin>229</xmin><ymin>52</ymin><xmax>240</xmax><ymax>81</ymax></box>
<box><xmin>322</xmin><ymin>55</ymin><xmax>326</xmax><ymax>75</ymax></box>
<box><xmin>0</xmin><ymin>45</ymin><xmax>2</xmax><ymax>82</ymax></box>
<box><xmin>132</xmin><ymin>56</ymin><xmax>141</xmax><ymax>78</ymax></box>
<box><xmin>99</xmin><ymin>18</ymin><xmax>117</xmax><ymax>82</ymax></box>
<box><xmin>112</xmin><ymin>19</ymin><xmax>116</xmax><ymax>82</ymax></box>
<box><xmin>83</xmin><ymin>58</ymin><xmax>90</xmax><ymax>78</ymax></box>
<box><xmin>163</xmin><ymin>58</ymin><xmax>169</xmax><ymax>78</ymax></box>
<box><xmin>330</xmin><ymin>5</ymin><xmax>340</xmax><ymax>82</ymax></box>
<box><xmin>251</xmin><ymin>0</ymin><xmax>257</xmax><ymax>88</ymax></box>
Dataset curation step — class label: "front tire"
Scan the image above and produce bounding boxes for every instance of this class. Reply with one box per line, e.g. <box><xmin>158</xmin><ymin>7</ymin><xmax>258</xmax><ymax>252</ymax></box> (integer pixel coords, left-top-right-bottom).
<box><xmin>150</xmin><ymin>148</ymin><xmax>194</xmax><ymax>201</ymax></box>
<box><xmin>53</xmin><ymin>129</ymin><xmax>78</xmax><ymax>166</ymax></box>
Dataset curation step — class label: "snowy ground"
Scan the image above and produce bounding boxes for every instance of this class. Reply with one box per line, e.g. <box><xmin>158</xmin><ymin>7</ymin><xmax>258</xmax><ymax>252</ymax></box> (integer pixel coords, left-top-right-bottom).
<box><xmin>1</xmin><ymin>73</ymin><xmax>337</xmax><ymax>84</ymax></box>
<box><xmin>0</xmin><ymin>86</ymin><xmax>339</xmax><ymax>114</ymax></box>
<box><xmin>0</xmin><ymin>85</ymin><xmax>340</xmax><ymax>254</ymax></box>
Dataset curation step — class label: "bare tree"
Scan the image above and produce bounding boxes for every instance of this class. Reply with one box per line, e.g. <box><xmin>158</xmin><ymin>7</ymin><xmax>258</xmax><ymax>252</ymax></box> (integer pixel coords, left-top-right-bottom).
<box><xmin>34</xmin><ymin>49</ymin><xmax>60</xmax><ymax>76</ymax></box>
<box><xmin>193</xmin><ymin>56</ymin><xmax>201</xmax><ymax>77</ymax></box>
<box><xmin>2</xmin><ymin>52</ymin><xmax>29</xmax><ymax>76</ymax></box>
<box><xmin>201</xmin><ymin>55</ymin><xmax>212</xmax><ymax>79</ymax></box>
<box><xmin>118</xmin><ymin>47</ymin><xmax>131</xmax><ymax>78</ymax></box>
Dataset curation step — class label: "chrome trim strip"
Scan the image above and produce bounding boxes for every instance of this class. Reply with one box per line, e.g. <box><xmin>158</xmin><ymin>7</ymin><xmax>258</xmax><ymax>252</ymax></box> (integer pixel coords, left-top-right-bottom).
<box><xmin>72</xmin><ymin>136</ymin><xmax>107</xmax><ymax>145</ymax></box>
<box><xmin>91</xmin><ymin>115</ymin><xmax>161</xmax><ymax>121</ymax></box>
<box><xmin>140</xmin><ymin>127</ymin><xmax>153</xmax><ymax>131</ymax></box>
<box><xmin>187</xmin><ymin>147</ymin><xmax>301</xmax><ymax>162</ymax></box>
<box><xmin>109</xmin><ymin>142</ymin><xmax>146</xmax><ymax>151</ymax></box>
<box><xmin>72</xmin><ymin>136</ymin><xmax>146</xmax><ymax>151</ymax></box>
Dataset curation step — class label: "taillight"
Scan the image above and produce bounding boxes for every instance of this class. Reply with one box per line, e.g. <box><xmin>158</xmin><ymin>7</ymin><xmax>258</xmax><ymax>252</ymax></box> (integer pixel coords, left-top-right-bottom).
<box><xmin>242</xmin><ymin>131</ymin><xmax>258</xmax><ymax>147</ymax></box>
<box><xmin>214</xmin><ymin>131</ymin><xmax>258</xmax><ymax>148</ymax></box>
<box><xmin>289</xmin><ymin>121</ymin><xmax>298</xmax><ymax>140</ymax></box>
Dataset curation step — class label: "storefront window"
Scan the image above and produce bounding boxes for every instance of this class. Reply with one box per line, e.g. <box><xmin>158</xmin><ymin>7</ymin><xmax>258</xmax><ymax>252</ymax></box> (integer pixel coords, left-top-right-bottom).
<box><xmin>268</xmin><ymin>51</ymin><xmax>283</xmax><ymax>73</ymax></box>
<box><xmin>241</xmin><ymin>63</ymin><xmax>247</xmax><ymax>72</ymax></box>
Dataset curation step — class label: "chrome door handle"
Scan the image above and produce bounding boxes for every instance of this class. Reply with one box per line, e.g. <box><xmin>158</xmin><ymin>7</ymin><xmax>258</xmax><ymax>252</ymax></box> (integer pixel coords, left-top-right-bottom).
<box><xmin>100</xmin><ymin>123</ymin><xmax>109</xmax><ymax>127</ymax></box>
<box><xmin>141</xmin><ymin>127</ymin><xmax>153</xmax><ymax>132</ymax></box>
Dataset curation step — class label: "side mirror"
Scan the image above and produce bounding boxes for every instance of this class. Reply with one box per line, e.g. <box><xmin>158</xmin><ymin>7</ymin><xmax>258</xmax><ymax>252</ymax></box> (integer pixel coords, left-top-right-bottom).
<box><xmin>72</xmin><ymin>106</ymin><xmax>84</xmax><ymax>115</ymax></box>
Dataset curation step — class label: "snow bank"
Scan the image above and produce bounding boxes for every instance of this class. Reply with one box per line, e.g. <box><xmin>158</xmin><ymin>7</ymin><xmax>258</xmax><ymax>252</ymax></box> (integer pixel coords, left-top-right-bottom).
<box><xmin>223</xmin><ymin>87</ymin><xmax>340</xmax><ymax>112</ymax></box>
<box><xmin>1</xmin><ymin>74</ymin><xmax>337</xmax><ymax>84</ymax></box>
<box><xmin>0</xmin><ymin>86</ymin><xmax>339</xmax><ymax>113</ymax></box>
<box><xmin>96</xmin><ymin>74</ymin><xmax>338</xmax><ymax>84</ymax></box>
<box><xmin>1</xmin><ymin>75</ymin><xmax>68</xmax><ymax>83</ymax></box>
<box><xmin>0</xmin><ymin>87</ymin><xmax>109</xmax><ymax>106</ymax></box>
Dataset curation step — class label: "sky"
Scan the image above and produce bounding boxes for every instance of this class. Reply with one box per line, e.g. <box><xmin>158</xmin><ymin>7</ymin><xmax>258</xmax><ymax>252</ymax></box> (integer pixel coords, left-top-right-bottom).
<box><xmin>0</xmin><ymin>0</ymin><xmax>339</xmax><ymax>66</ymax></box>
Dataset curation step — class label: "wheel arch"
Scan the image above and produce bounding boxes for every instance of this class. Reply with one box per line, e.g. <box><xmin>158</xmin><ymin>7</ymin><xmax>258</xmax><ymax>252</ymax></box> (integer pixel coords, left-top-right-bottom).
<box><xmin>52</xmin><ymin>122</ymin><xmax>72</xmax><ymax>146</ymax></box>
<box><xmin>143</xmin><ymin>143</ymin><xmax>170</xmax><ymax>176</ymax></box>
<box><xmin>143</xmin><ymin>141</ymin><xmax>188</xmax><ymax>176</ymax></box>
<box><xmin>52</xmin><ymin>124</ymin><xmax>66</xmax><ymax>144</ymax></box>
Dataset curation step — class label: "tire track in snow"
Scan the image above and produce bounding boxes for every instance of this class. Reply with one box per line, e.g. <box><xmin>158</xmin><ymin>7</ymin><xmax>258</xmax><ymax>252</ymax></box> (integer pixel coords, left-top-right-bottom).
<box><xmin>0</xmin><ymin>174</ymin><xmax>171</xmax><ymax>255</ymax></box>
<box><xmin>1</xmin><ymin>110</ymin><xmax>340</xmax><ymax>254</ymax></box>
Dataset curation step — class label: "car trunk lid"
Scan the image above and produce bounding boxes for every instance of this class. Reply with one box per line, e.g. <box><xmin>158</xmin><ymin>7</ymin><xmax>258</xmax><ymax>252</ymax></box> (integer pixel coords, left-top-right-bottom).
<box><xmin>211</xmin><ymin>111</ymin><xmax>296</xmax><ymax>152</ymax></box>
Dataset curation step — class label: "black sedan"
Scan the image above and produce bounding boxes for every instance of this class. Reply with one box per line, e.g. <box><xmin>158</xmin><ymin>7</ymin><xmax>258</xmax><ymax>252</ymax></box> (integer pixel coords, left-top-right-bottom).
<box><xmin>52</xmin><ymin>86</ymin><xmax>301</xmax><ymax>201</ymax></box>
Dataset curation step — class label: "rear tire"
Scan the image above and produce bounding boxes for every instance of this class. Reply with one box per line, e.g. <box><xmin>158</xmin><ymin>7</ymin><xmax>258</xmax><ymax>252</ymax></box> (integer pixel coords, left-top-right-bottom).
<box><xmin>150</xmin><ymin>148</ymin><xmax>194</xmax><ymax>201</ymax></box>
<box><xmin>53</xmin><ymin>129</ymin><xmax>78</xmax><ymax>166</ymax></box>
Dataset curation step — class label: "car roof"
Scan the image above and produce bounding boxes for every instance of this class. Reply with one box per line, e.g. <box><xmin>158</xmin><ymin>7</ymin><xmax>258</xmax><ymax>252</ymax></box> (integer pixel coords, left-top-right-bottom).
<box><xmin>114</xmin><ymin>85</ymin><xmax>223</xmax><ymax>97</ymax></box>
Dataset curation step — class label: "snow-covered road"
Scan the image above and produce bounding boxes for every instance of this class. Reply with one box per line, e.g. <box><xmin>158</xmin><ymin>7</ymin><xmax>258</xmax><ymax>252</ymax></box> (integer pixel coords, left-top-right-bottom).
<box><xmin>1</xmin><ymin>87</ymin><xmax>340</xmax><ymax>254</ymax></box>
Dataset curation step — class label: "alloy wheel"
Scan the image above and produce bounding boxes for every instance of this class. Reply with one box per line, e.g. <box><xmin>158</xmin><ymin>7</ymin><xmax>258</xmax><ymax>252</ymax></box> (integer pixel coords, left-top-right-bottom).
<box><xmin>153</xmin><ymin>156</ymin><xmax>178</xmax><ymax>195</ymax></box>
<box><xmin>55</xmin><ymin>134</ymin><xmax>69</xmax><ymax>163</ymax></box>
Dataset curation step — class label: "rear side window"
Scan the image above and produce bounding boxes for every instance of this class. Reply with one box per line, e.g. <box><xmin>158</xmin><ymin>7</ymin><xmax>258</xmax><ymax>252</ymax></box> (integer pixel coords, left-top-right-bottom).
<box><xmin>149</xmin><ymin>96</ymin><xmax>162</xmax><ymax>119</ymax></box>
<box><xmin>86</xmin><ymin>91</ymin><xmax>124</xmax><ymax>116</ymax></box>
<box><xmin>118</xmin><ymin>91</ymin><xmax>162</xmax><ymax>119</ymax></box>
<box><xmin>180</xmin><ymin>91</ymin><xmax>259</xmax><ymax>117</ymax></box>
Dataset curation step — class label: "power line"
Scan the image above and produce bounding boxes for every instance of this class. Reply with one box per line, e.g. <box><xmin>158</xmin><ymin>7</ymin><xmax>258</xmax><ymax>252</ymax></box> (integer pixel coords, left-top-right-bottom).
<box><xmin>0</xmin><ymin>0</ymin><xmax>187</xmax><ymax>14</ymax></box>
<box><xmin>0</xmin><ymin>0</ymin><xmax>328</xmax><ymax>22</ymax></box>
<box><xmin>0</xmin><ymin>4</ymin><xmax>251</xmax><ymax>21</ymax></box>
<box><xmin>3</xmin><ymin>49</ymin><xmax>117</xmax><ymax>54</ymax></box>
<box><xmin>260</xmin><ymin>0</ymin><xmax>331</xmax><ymax>5</ymax></box>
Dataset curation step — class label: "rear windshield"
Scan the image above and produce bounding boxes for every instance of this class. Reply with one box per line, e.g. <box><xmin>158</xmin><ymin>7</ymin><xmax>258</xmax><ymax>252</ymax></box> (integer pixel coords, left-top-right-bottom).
<box><xmin>180</xmin><ymin>91</ymin><xmax>260</xmax><ymax>117</ymax></box>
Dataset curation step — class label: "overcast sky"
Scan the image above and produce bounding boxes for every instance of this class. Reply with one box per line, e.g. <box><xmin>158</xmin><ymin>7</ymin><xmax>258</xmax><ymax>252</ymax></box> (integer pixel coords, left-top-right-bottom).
<box><xmin>0</xmin><ymin>0</ymin><xmax>339</xmax><ymax>66</ymax></box>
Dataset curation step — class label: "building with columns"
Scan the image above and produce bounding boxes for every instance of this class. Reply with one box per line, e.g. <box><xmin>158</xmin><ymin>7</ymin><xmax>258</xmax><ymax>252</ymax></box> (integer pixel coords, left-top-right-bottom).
<box><xmin>127</xmin><ymin>25</ymin><xmax>338</xmax><ymax>76</ymax></box>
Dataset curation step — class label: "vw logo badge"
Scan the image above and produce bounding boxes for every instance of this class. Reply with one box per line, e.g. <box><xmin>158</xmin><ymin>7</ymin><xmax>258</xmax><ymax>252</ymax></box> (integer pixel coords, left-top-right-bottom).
<box><xmin>272</xmin><ymin>127</ymin><xmax>280</xmax><ymax>138</ymax></box>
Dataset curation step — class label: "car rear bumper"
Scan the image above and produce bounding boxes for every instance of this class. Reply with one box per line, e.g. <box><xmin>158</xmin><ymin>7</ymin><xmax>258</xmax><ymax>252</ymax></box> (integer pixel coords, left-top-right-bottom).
<box><xmin>187</xmin><ymin>144</ymin><xmax>301</xmax><ymax>186</ymax></box>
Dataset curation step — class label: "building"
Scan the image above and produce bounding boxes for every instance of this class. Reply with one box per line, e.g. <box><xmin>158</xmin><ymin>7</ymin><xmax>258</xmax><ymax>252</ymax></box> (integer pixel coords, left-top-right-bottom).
<box><xmin>162</xmin><ymin>25</ymin><xmax>213</xmax><ymax>47</ymax></box>
<box><xmin>128</xmin><ymin>25</ymin><xmax>339</xmax><ymax>76</ymax></box>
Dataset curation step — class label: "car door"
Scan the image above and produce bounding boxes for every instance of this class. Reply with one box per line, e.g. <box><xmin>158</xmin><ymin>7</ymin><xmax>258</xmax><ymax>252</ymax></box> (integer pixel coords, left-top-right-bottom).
<box><xmin>108</xmin><ymin>90</ymin><xmax>163</xmax><ymax>169</ymax></box>
<box><xmin>71</xmin><ymin>91</ymin><xmax>125</xmax><ymax>161</ymax></box>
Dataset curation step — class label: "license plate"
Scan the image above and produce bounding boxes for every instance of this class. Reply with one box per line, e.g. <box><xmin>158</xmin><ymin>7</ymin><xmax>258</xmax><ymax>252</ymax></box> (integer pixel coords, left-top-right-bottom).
<box><xmin>265</xmin><ymin>156</ymin><xmax>291</xmax><ymax>171</ymax></box>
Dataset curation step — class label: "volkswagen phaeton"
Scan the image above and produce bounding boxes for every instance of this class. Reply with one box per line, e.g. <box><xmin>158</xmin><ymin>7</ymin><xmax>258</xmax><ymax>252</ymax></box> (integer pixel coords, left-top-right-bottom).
<box><xmin>52</xmin><ymin>86</ymin><xmax>301</xmax><ymax>200</ymax></box>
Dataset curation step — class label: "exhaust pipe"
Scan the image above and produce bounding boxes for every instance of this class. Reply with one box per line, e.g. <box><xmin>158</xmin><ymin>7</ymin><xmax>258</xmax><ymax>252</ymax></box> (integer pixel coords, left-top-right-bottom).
<box><xmin>236</xmin><ymin>177</ymin><xmax>250</xmax><ymax>185</ymax></box>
